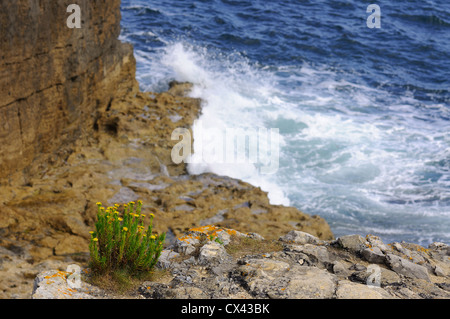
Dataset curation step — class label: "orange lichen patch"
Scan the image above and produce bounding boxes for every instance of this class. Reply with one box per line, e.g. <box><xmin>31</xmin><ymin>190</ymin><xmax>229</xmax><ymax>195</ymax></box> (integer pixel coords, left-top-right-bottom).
<box><xmin>416</xmin><ymin>246</ymin><xmax>429</xmax><ymax>253</ymax></box>
<box><xmin>189</xmin><ymin>225</ymin><xmax>219</xmax><ymax>233</ymax></box>
<box><xmin>44</xmin><ymin>271</ymin><xmax>70</xmax><ymax>285</ymax></box>
<box><xmin>176</xmin><ymin>226</ymin><xmax>240</xmax><ymax>246</ymax></box>
<box><xmin>187</xmin><ymin>225</ymin><xmax>238</xmax><ymax>239</ymax></box>
<box><xmin>44</xmin><ymin>271</ymin><xmax>69</xmax><ymax>280</ymax></box>
<box><xmin>177</xmin><ymin>233</ymin><xmax>200</xmax><ymax>242</ymax></box>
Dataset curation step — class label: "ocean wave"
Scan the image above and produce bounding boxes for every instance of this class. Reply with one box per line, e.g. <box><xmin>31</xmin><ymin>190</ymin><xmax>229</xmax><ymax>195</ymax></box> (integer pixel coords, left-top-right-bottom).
<box><xmin>120</xmin><ymin>0</ymin><xmax>450</xmax><ymax>245</ymax></box>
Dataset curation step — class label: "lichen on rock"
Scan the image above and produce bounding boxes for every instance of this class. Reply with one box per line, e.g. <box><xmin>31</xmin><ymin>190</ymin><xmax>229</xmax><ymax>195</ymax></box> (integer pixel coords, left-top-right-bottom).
<box><xmin>31</xmin><ymin>227</ymin><xmax>450</xmax><ymax>299</ymax></box>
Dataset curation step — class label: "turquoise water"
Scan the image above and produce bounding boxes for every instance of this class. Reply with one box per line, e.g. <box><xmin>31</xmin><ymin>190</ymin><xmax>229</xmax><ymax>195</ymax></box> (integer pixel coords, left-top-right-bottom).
<box><xmin>120</xmin><ymin>0</ymin><xmax>450</xmax><ymax>245</ymax></box>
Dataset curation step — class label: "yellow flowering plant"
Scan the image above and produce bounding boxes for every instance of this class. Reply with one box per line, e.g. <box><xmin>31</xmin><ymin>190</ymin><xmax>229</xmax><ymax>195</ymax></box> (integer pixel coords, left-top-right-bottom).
<box><xmin>89</xmin><ymin>200</ymin><xmax>165</xmax><ymax>275</ymax></box>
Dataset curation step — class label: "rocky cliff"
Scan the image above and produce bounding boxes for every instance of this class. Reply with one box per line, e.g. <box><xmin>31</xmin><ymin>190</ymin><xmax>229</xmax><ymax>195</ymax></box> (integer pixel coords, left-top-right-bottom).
<box><xmin>5</xmin><ymin>0</ymin><xmax>447</xmax><ymax>301</ymax></box>
<box><xmin>0</xmin><ymin>0</ymin><xmax>135</xmax><ymax>180</ymax></box>
<box><xmin>0</xmin><ymin>1</ymin><xmax>333</xmax><ymax>298</ymax></box>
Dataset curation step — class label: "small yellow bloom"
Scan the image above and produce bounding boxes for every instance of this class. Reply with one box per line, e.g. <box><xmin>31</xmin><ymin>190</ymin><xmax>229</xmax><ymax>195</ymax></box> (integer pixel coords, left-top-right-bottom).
<box><xmin>137</xmin><ymin>200</ymin><xmax>143</xmax><ymax>205</ymax></box>
<box><xmin>123</xmin><ymin>227</ymin><xmax>128</xmax><ymax>232</ymax></box>
<box><xmin>118</xmin><ymin>218</ymin><xmax>123</xmax><ymax>221</ymax></box>
<box><xmin>93</xmin><ymin>238</ymin><xmax>98</xmax><ymax>242</ymax></box>
<box><xmin>96</xmin><ymin>202</ymin><xmax>102</xmax><ymax>206</ymax></box>
<box><xmin>129</xmin><ymin>201</ymin><xmax>135</xmax><ymax>205</ymax></box>
<box><xmin>114</xmin><ymin>204</ymin><xmax>120</xmax><ymax>207</ymax></box>
<box><xmin>150</xmin><ymin>213</ymin><xmax>155</xmax><ymax>218</ymax></box>
<box><xmin>89</xmin><ymin>231</ymin><xmax>94</xmax><ymax>234</ymax></box>
<box><xmin>150</xmin><ymin>235</ymin><xmax>156</xmax><ymax>240</ymax></box>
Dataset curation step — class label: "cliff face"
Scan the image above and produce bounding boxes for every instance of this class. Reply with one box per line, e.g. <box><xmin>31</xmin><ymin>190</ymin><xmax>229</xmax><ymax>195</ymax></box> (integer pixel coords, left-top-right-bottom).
<box><xmin>0</xmin><ymin>0</ymin><xmax>136</xmax><ymax>179</ymax></box>
<box><xmin>0</xmin><ymin>1</ymin><xmax>335</xmax><ymax>299</ymax></box>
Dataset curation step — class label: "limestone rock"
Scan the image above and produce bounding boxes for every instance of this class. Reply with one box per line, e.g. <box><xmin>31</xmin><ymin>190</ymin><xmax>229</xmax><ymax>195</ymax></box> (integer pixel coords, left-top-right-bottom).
<box><xmin>32</xmin><ymin>270</ymin><xmax>94</xmax><ymax>299</ymax></box>
<box><xmin>434</xmin><ymin>265</ymin><xmax>446</xmax><ymax>277</ymax></box>
<box><xmin>428</xmin><ymin>242</ymin><xmax>448</xmax><ymax>250</ymax></box>
<box><xmin>234</xmin><ymin>259</ymin><xmax>337</xmax><ymax>299</ymax></box>
<box><xmin>362</xmin><ymin>247</ymin><xmax>386</xmax><ymax>264</ymax></box>
<box><xmin>198</xmin><ymin>242</ymin><xmax>230</xmax><ymax>265</ymax></box>
<box><xmin>332</xmin><ymin>261</ymin><xmax>350</xmax><ymax>277</ymax></box>
<box><xmin>284</xmin><ymin>244</ymin><xmax>330</xmax><ymax>266</ymax></box>
<box><xmin>157</xmin><ymin>250</ymin><xmax>180</xmax><ymax>270</ymax></box>
<box><xmin>279</xmin><ymin>230</ymin><xmax>321</xmax><ymax>245</ymax></box>
<box><xmin>0</xmin><ymin>0</ymin><xmax>136</xmax><ymax>179</ymax></box>
<box><xmin>337</xmin><ymin>235</ymin><xmax>367</xmax><ymax>254</ymax></box>
<box><xmin>365</xmin><ymin>234</ymin><xmax>390</xmax><ymax>252</ymax></box>
<box><xmin>385</xmin><ymin>254</ymin><xmax>431</xmax><ymax>282</ymax></box>
<box><xmin>30</xmin><ymin>226</ymin><xmax>450</xmax><ymax>300</ymax></box>
<box><xmin>335</xmin><ymin>281</ymin><xmax>394</xmax><ymax>299</ymax></box>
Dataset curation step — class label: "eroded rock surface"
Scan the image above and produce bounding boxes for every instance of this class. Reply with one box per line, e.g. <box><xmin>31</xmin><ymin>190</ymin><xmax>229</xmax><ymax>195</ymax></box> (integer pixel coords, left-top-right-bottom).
<box><xmin>0</xmin><ymin>4</ymin><xmax>332</xmax><ymax>299</ymax></box>
<box><xmin>32</xmin><ymin>229</ymin><xmax>450</xmax><ymax>299</ymax></box>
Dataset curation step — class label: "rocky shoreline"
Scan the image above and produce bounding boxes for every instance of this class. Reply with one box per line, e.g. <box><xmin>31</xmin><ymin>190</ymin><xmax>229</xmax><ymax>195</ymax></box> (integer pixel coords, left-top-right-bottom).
<box><xmin>0</xmin><ymin>79</ymin><xmax>333</xmax><ymax>299</ymax></box>
<box><xmin>0</xmin><ymin>1</ymin><xmax>448</xmax><ymax>299</ymax></box>
<box><xmin>32</xmin><ymin>227</ymin><xmax>449</xmax><ymax>299</ymax></box>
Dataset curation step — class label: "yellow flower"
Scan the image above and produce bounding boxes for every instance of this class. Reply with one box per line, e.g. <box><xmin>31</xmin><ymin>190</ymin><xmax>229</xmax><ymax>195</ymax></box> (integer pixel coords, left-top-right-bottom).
<box><xmin>96</xmin><ymin>202</ymin><xmax>102</xmax><ymax>206</ymax></box>
<box><xmin>123</xmin><ymin>227</ymin><xmax>128</xmax><ymax>232</ymax></box>
<box><xmin>140</xmin><ymin>214</ymin><xmax>146</xmax><ymax>218</ymax></box>
<box><xmin>129</xmin><ymin>201</ymin><xmax>135</xmax><ymax>205</ymax></box>
<box><xmin>150</xmin><ymin>213</ymin><xmax>155</xmax><ymax>218</ymax></box>
<box><xmin>114</xmin><ymin>204</ymin><xmax>120</xmax><ymax>207</ymax></box>
<box><xmin>137</xmin><ymin>200</ymin><xmax>143</xmax><ymax>205</ymax></box>
<box><xmin>89</xmin><ymin>231</ymin><xmax>94</xmax><ymax>234</ymax></box>
<box><xmin>93</xmin><ymin>238</ymin><xmax>98</xmax><ymax>242</ymax></box>
<box><xmin>150</xmin><ymin>235</ymin><xmax>156</xmax><ymax>240</ymax></box>
<box><xmin>118</xmin><ymin>218</ymin><xmax>123</xmax><ymax>221</ymax></box>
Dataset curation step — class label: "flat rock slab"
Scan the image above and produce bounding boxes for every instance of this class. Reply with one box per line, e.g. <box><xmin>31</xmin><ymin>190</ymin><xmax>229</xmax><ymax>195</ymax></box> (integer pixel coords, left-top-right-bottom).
<box><xmin>235</xmin><ymin>260</ymin><xmax>337</xmax><ymax>299</ymax></box>
<box><xmin>32</xmin><ymin>270</ymin><xmax>97</xmax><ymax>299</ymax></box>
<box><xmin>335</xmin><ymin>281</ymin><xmax>394</xmax><ymax>299</ymax></box>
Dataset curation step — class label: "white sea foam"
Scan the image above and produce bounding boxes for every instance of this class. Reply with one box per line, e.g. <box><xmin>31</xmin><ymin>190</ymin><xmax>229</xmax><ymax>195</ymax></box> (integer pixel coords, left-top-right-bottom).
<box><xmin>128</xmin><ymin>39</ymin><xmax>450</xmax><ymax>244</ymax></box>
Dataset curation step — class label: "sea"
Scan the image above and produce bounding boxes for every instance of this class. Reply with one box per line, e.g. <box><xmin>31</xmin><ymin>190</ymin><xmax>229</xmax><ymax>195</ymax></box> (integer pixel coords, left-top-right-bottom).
<box><xmin>119</xmin><ymin>0</ymin><xmax>450</xmax><ymax>246</ymax></box>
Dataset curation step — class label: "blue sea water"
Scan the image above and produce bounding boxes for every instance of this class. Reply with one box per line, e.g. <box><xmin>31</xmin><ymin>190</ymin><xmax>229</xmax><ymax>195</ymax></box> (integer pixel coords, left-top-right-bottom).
<box><xmin>119</xmin><ymin>0</ymin><xmax>450</xmax><ymax>245</ymax></box>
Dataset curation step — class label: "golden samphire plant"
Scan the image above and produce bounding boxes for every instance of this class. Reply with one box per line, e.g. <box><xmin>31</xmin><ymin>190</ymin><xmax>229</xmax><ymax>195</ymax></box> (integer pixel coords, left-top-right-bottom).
<box><xmin>89</xmin><ymin>200</ymin><xmax>165</xmax><ymax>275</ymax></box>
